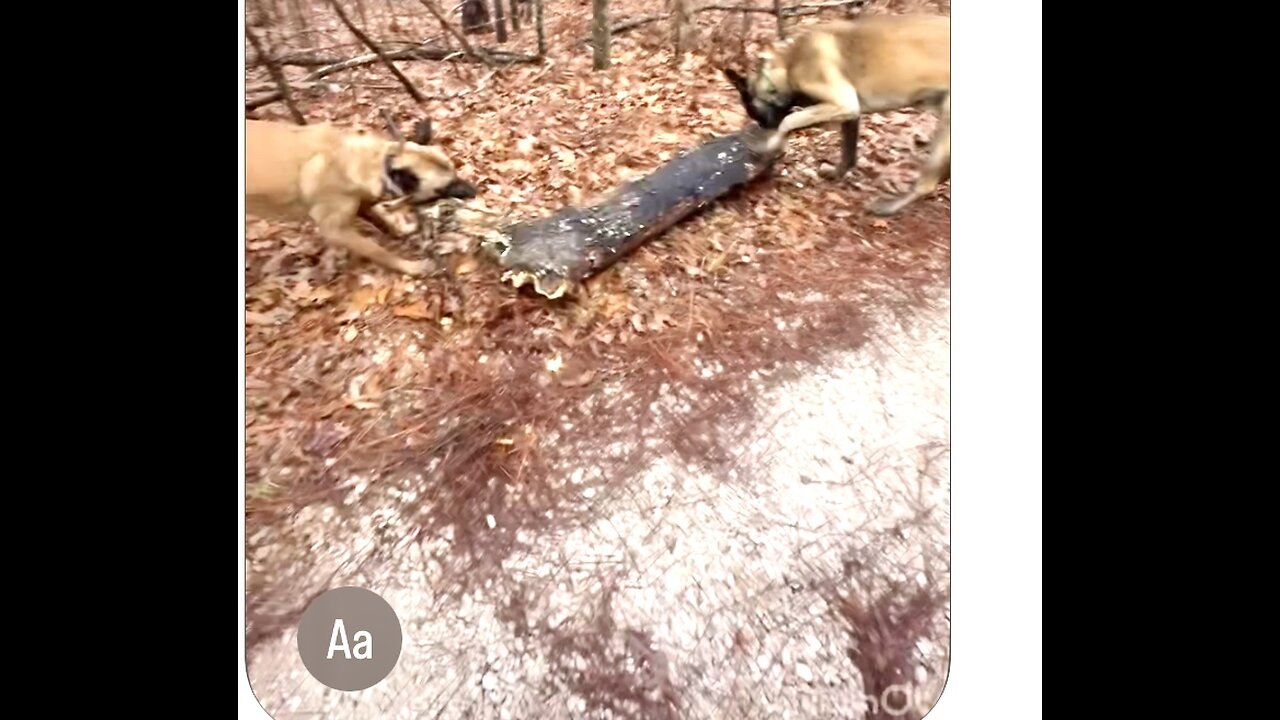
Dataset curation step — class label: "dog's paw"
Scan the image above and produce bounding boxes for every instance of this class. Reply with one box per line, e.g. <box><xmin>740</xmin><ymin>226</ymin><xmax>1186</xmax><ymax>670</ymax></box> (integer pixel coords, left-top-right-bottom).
<box><xmin>868</xmin><ymin>197</ymin><xmax>906</xmax><ymax>217</ymax></box>
<box><xmin>400</xmin><ymin>259</ymin><xmax>436</xmax><ymax>277</ymax></box>
<box><xmin>818</xmin><ymin>163</ymin><xmax>852</xmax><ymax>180</ymax></box>
<box><xmin>763</xmin><ymin>131</ymin><xmax>789</xmax><ymax>156</ymax></box>
<box><xmin>745</xmin><ymin>129</ymin><xmax>784</xmax><ymax>158</ymax></box>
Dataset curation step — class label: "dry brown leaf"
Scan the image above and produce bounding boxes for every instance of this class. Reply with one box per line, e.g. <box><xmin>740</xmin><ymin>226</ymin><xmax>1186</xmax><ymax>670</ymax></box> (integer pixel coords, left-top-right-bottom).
<box><xmin>497</xmin><ymin>158</ymin><xmax>536</xmax><ymax>175</ymax></box>
<box><xmin>648</xmin><ymin>311</ymin><xmax>673</xmax><ymax>333</ymax></box>
<box><xmin>347</xmin><ymin>286</ymin><xmax>382</xmax><ymax>314</ymax></box>
<box><xmin>246</xmin><ymin>308</ymin><xmax>295</xmax><ymax>326</ymax></box>
<box><xmin>289</xmin><ymin>280</ymin><xmax>335</xmax><ymax>306</ymax></box>
<box><xmin>454</xmin><ymin>257</ymin><xmax>479</xmax><ymax>275</ymax></box>
<box><xmin>559</xmin><ymin>369</ymin><xmax>596</xmax><ymax>388</ymax></box>
<box><xmin>716</xmin><ymin>109</ymin><xmax>742</xmax><ymax>127</ymax></box>
<box><xmin>394</xmin><ymin>301</ymin><xmax>433</xmax><ymax>320</ymax></box>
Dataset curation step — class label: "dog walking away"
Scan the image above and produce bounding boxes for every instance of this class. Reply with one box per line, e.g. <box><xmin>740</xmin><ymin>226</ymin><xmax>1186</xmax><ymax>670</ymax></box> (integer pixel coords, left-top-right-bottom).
<box><xmin>245</xmin><ymin>117</ymin><xmax>477</xmax><ymax>277</ymax></box>
<box><xmin>722</xmin><ymin>14</ymin><xmax>949</xmax><ymax>216</ymax></box>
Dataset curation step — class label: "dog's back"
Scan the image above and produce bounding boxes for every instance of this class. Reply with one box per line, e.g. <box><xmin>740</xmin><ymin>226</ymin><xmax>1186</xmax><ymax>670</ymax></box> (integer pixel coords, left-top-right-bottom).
<box><xmin>786</xmin><ymin>15</ymin><xmax>950</xmax><ymax>113</ymax></box>
<box><xmin>245</xmin><ymin>120</ymin><xmax>348</xmax><ymax>220</ymax></box>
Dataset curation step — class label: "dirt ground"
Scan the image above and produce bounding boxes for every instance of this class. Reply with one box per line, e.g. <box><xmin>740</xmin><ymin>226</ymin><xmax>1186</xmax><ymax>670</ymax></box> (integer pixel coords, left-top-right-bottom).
<box><xmin>245</xmin><ymin>1</ymin><xmax>950</xmax><ymax>717</ymax></box>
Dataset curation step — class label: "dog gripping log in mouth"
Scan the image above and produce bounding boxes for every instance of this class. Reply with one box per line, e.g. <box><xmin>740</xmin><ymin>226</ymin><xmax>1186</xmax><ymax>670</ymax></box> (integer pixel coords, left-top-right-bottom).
<box><xmin>482</xmin><ymin>125</ymin><xmax>782</xmax><ymax>300</ymax></box>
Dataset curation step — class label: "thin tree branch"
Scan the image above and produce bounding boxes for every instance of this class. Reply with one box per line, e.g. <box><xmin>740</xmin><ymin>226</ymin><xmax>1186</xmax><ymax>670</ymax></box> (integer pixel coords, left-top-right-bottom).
<box><xmin>325</xmin><ymin>0</ymin><xmax>428</xmax><ymax>104</ymax></box>
<box><xmin>246</xmin><ymin>25</ymin><xmax>306</xmax><ymax>124</ymax></box>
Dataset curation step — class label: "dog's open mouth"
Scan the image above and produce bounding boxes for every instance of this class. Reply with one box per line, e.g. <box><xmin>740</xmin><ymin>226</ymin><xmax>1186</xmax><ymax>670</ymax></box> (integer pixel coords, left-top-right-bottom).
<box><xmin>379</xmin><ymin>195</ymin><xmax>461</xmax><ymax>211</ymax></box>
<box><xmin>410</xmin><ymin>196</ymin><xmax>451</xmax><ymax>207</ymax></box>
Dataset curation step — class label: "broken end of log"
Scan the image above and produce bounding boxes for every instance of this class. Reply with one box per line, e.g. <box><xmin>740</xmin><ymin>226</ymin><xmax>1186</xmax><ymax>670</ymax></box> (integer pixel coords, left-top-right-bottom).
<box><xmin>484</xmin><ymin>124</ymin><xmax>780</xmax><ymax>300</ymax></box>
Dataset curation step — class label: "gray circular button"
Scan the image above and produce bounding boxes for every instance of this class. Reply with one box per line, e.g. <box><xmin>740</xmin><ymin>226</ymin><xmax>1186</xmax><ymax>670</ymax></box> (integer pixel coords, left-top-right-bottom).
<box><xmin>296</xmin><ymin>587</ymin><xmax>403</xmax><ymax>691</ymax></box>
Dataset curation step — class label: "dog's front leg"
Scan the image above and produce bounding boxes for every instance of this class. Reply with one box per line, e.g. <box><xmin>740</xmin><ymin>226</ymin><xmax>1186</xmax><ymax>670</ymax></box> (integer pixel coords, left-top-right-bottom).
<box><xmin>312</xmin><ymin>200</ymin><xmax>433</xmax><ymax>277</ymax></box>
<box><xmin>818</xmin><ymin>118</ymin><xmax>862</xmax><ymax>180</ymax></box>
<box><xmin>835</xmin><ymin>118</ymin><xmax>861</xmax><ymax>177</ymax></box>
<box><xmin>357</xmin><ymin>203</ymin><xmax>404</xmax><ymax>238</ymax></box>
<box><xmin>765</xmin><ymin>84</ymin><xmax>862</xmax><ymax>154</ymax></box>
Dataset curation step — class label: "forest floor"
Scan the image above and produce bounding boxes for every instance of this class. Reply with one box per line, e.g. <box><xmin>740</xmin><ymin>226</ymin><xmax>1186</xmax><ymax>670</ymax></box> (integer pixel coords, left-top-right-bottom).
<box><xmin>245</xmin><ymin>1</ymin><xmax>951</xmax><ymax>718</ymax></box>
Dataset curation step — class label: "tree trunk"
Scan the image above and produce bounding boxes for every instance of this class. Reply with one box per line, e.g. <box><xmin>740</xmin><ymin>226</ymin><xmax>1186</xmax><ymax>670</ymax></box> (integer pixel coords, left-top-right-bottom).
<box><xmin>246</xmin><ymin>26</ymin><xmax>306</xmax><ymax>125</ymax></box>
<box><xmin>417</xmin><ymin>0</ymin><xmax>494</xmax><ymax>65</ymax></box>
<box><xmin>508</xmin><ymin>0</ymin><xmax>521</xmax><ymax>31</ymax></box>
<box><xmin>385</xmin><ymin>0</ymin><xmax>403</xmax><ymax>33</ymax></box>
<box><xmin>671</xmin><ymin>0</ymin><xmax>696</xmax><ymax>57</ymax></box>
<box><xmin>290</xmin><ymin>0</ymin><xmax>311</xmax><ymax>38</ymax></box>
<box><xmin>460</xmin><ymin>0</ymin><xmax>490</xmax><ymax>34</ymax></box>
<box><xmin>774</xmin><ymin>0</ymin><xmax>785</xmax><ymax>38</ymax></box>
<box><xmin>592</xmin><ymin>0</ymin><xmax>611</xmax><ymax>70</ymax></box>
<box><xmin>487</xmin><ymin>126</ymin><xmax>782</xmax><ymax>298</ymax></box>
<box><xmin>535</xmin><ymin>0</ymin><xmax>546</xmax><ymax>57</ymax></box>
<box><xmin>492</xmin><ymin>0</ymin><xmax>508</xmax><ymax>43</ymax></box>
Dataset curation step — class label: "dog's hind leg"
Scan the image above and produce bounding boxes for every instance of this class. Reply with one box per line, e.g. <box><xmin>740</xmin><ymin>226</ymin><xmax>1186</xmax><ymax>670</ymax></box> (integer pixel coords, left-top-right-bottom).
<box><xmin>869</xmin><ymin>94</ymin><xmax>950</xmax><ymax>216</ymax></box>
<box><xmin>312</xmin><ymin>199</ymin><xmax>433</xmax><ymax>277</ymax></box>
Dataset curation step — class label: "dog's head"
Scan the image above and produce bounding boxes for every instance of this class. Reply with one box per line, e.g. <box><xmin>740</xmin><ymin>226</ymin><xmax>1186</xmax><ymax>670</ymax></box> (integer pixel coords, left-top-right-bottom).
<box><xmin>721</xmin><ymin>64</ymin><xmax>792</xmax><ymax>130</ymax></box>
<box><xmin>382</xmin><ymin>119</ymin><xmax>478</xmax><ymax>204</ymax></box>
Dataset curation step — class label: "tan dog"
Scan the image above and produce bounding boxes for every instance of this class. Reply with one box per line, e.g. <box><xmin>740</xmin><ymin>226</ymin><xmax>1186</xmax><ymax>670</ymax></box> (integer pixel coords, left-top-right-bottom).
<box><xmin>245</xmin><ymin>118</ymin><xmax>477</xmax><ymax>276</ymax></box>
<box><xmin>722</xmin><ymin>14</ymin><xmax>950</xmax><ymax>216</ymax></box>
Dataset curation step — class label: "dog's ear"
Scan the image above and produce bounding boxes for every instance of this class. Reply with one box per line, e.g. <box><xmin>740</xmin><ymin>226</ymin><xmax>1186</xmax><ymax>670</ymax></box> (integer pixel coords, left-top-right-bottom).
<box><xmin>411</xmin><ymin>119</ymin><xmax>433</xmax><ymax>145</ymax></box>
<box><xmin>379</xmin><ymin>108</ymin><xmax>408</xmax><ymax>155</ymax></box>
<box><xmin>721</xmin><ymin>67</ymin><xmax>754</xmax><ymax>105</ymax></box>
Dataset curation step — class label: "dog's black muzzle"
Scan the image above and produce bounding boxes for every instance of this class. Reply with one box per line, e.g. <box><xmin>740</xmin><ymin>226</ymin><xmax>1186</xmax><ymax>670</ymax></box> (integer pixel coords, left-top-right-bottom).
<box><xmin>442</xmin><ymin>179</ymin><xmax>477</xmax><ymax>200</ymax></box>
<box><xmin>749</xmin><ymin>100</ymin><xmax>790</xmax><ymax>130</ymax></box>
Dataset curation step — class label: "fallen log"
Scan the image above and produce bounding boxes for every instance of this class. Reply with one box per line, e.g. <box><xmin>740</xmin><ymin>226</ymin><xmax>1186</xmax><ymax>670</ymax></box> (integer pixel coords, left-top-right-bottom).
<box><xmin>482</xmin><ymin>125</ymin><xmax>780</xmax><ymax>299</ymax></box>
<box><xmin>278</xmin><ymin>44</ymin><xmax>538</xmax><ymax>68</ymax></box>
